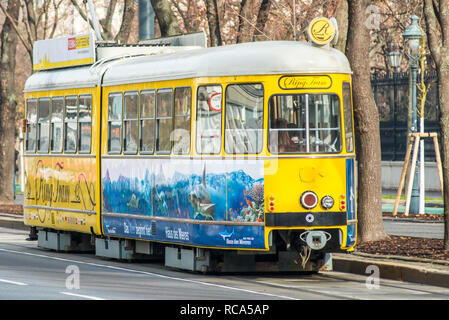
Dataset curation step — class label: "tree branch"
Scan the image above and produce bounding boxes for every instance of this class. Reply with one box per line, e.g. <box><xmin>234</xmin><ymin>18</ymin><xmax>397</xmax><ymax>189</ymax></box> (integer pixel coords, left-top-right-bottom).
<box><xmin>225</xmin><ymin>1</ymin><xmax>270</xmax><ymax>42</ymax></box>
<box><xmin>115</xmin><ymin>0</ymin><xmax>136</xmax><ymax>43</ymax></box>
<box><xmin>424</xmin><ymin>0</ymin><xmax>442</xmax><ymax>66</ymax></box>
<box><xmin>0</xmin><ymin>2</ymin><xmax>32</xmax><ymax>54</ymax></box>
<box><xmin>70</xmin><ymin>0</ymin><xmax>108</xmax><ymax>40</ymax></box>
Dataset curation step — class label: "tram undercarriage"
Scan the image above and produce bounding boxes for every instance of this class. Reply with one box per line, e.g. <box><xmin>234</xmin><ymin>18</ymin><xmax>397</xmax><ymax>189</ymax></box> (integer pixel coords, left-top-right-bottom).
<box><xmin>34</xmin><ymin>227</ymin><xmax>340</xmax><ymax>273</ymax></box>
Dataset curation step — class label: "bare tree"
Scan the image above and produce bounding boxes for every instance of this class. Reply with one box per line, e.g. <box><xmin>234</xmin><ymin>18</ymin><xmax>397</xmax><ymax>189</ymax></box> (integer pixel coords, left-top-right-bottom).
<box><xmin>423</xmin><ymin>0</ymin><xmax>449</xmax><ymax>249</ymax></box>
<box><xmin>115</xmin><ymin>0</ymin><xmax>137</xmax><ymax>43</ymax></box>
<box><xmin>346</xmin><ymin>0</ymin><xmax>389</xmax><ymax>242</ymax></box>
<box><xmin>0</xmin><ymin>0</ymin><xmax>65</xmax><ymax>71</ymax></box>
<box><xmin>235</xmin><ymin>0</ymin><xmax>255</xmax><ymax>43</ymax></box>
<box><xmin>71</xmin><ymin>0</ymin><xmax>137</xmax><ymax>42</ymax></box>
<box><xmin>252</xmin><ymin>0</ymin><xmax>272</xmax><ymax>41</ymax></box>
<box><xmin>334</xmin><ymin>0</ymin><xmax>348</xmax><ymax>53</ymax></box>
<box><xmin>0</xmin><ymin>0</ymin><xmax>21</xmax><ymax>203</ymax></box>
<box><xmin>151</xmin><ymin>0</ymin><xmax>181</xmax><ymax>37</ymax></box>
<box><xmin>205</xmin><ymin>0</ymin><xmax>222</xmax><ymax>46</ymax></box>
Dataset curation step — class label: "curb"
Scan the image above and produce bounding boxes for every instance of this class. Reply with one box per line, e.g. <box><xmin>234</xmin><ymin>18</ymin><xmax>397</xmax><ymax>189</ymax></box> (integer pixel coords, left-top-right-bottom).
<box><xmin>333</xmin><ymin>252</ymin><xmax>449</xmax><ymax>288</ymax></box>
<box><xmin>0</xmin><ymin>214</ymin><xmax>29</xmax><ymax>231</ymax></box>
<box><xmin>383</xmin><ymin>217</ymin><xmax>443</xmax><ymax>224</ymax></box>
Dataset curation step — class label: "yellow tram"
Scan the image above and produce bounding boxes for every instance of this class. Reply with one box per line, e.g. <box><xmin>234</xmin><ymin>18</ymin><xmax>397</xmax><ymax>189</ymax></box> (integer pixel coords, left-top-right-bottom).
<box><xmin>23</xmin><ymin>19</ymin><xmax>356</xmax><ymax>272</ymax></box>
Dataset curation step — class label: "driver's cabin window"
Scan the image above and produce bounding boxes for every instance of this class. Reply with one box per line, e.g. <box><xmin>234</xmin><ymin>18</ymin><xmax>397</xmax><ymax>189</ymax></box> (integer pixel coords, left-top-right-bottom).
<box><xmin>268</xmin><ymin>93</ymin><xmax>341</xmax><ymax>154</ymax></box>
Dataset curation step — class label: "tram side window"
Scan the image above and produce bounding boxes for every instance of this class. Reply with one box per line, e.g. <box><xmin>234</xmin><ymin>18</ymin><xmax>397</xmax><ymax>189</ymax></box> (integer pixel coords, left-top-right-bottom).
<box><xmin>64</xmin><ymin>96</ymin><xmax>78</xmax><ymax>153</ymax></box>
<box><xmin>37</xmin><ymin>98</ymin><xmax>51</xmax><ymax>153</ymax></box>
<box><xmin>173</xmin><ymin>87</ymin><xmax>191</xmax><ymax>154</ymax></box>
<box><xmin>79</xmin><ymin>95</ymin><xmax>92</xmax><ymax>153</ymax></box>
<box><xmin>343</xmin><ymin>82</ymin><xmax>354</xmax><ymax>153</ymax></box>
<box><xmin>156</xmin><ymin>88</ymin><xmax>173</xmax><ymax>153</ymax></box>
<box><xmin>25</xmin><ymin>99</ymin><xmax>37</xmax><ymax>152</ymax></box>
<box><xmin>124</xmin><ymin>92</ymin><xmax>139</xmax><ymax>154</ymax></box>
<box><xmin>140</xmin><ymin>90</ymin><xmax>155</xmax><ymax>153</ymax></box>
<box><xmin>108</xmin><ymin>93</ymin><xmax>123</xmax><ymax>153</ymax></box>
<box><xmin>51</xmin><ymin>97</ymin><xmax>64</xmax><ymax>153</ymax></box>
<box><xmin>268</xmin><ymin>94</ymin><xmax>341</xmax><ymax>154</ymax></box>
<box><xmin>225</xmin><ymin>84</ymin><xmax>264</xmax><ymax>154</ymax></box>
<box><xmin>196</xmin><ymin>85</ymin><xmax>222</xmax><ymax>154</ymax></box>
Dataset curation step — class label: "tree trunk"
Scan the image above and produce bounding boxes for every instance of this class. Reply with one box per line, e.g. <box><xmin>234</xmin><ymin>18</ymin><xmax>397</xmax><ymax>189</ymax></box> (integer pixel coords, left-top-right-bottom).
<box><xmin>115</xmin><ymin>0</ymin><xmax>137</xmax><ymax>43</ymax></box>
<box><xmin>236</xmin><ymin>0</ymin><xmax>253</xmax><ymax>43</ymax></box>
<box><xmin>346</xmin><ymin>0</ymin><xmax>389</xmax><ymax>242</ymax></box>
<box><xmin>0</xmin><ymin>0</ymin><xmax>20</xmax><ymax>204</ymax></box>
<box><xmin>205</xmin><ymin>0</ymin><xmax>222</xmax><ymax>46</ymax></box>
<box><xmin>253</xmin><ymin>0</ymin><xmax>271</xmax><ymax>41</ymax></box>
<box><xmin>424</xmin><ymin>0</ymin><xmax>449</xmax><ymax>249</ymax></box>
<box><xmin>438</xmin><ymin>67</ymin><xmax>449</xmax><ymax>249</ymax></box>
<box><xmin>334</xmin><ymin>0</ymin><xmax>348</xmax><ymax>53</ymax></box>
<box><xmin>150</xmin><ymin>0</ymin><xmax>181</xmax><ymax>37</ymax></box>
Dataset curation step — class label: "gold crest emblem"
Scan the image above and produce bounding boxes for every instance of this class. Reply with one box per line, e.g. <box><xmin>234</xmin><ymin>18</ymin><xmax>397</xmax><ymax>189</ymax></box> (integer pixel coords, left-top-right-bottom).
<box><xmin>308</xmin><ymin>17</ymin><xmax>336</xmax><ymax>46</ymax></box>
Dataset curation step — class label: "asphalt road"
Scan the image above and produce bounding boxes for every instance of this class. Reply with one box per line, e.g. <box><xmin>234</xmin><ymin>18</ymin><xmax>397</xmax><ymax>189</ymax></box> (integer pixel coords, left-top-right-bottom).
<box><xmin>1</xmin><ymin>227</ymin><xmax>449</xmax><ymax>302</ymax></box>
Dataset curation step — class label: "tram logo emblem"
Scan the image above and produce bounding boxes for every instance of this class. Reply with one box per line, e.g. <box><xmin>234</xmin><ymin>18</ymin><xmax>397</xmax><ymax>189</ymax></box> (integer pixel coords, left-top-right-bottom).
<box><xmin>308</xmin><ymin>17</ymin><xmax>336</xmax><ymax>46</ymax></box>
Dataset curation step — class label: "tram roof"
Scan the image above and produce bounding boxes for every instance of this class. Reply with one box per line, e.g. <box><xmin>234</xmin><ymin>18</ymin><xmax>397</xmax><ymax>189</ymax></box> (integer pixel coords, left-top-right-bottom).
<box><xmin>24</xmin><ymin>41</ymin><xmax>352</xmax><ymax>92</ymax></box>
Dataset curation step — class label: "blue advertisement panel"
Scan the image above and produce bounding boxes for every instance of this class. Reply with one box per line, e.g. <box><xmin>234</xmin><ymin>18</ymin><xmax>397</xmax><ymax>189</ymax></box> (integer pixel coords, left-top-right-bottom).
<box><xmin>102</xmin><ymin>215</ymin><xmax>265</xmax><ymax>249</ymax></box>
<box><xmin>345</xmin><ymin>158</ymin><xmax>356</xmax><ymax>247</ymax></box>
<box><xmin>101</xmin><ymin>158</ymin><xmax>266</xmax><ymax>249</ymax></box>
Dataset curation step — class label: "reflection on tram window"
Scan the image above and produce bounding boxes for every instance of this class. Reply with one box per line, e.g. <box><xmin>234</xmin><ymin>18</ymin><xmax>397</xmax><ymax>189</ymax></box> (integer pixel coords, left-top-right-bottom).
<box><xmin>51</xmin><ymin>97</ymin><xmax>64</xmax><ymax>153</ymax></box>
<box><xmin>108</xmin><ymin>93</ymin><xmax>123</xmax><ymax>153</ymax></box>
<box><xmin>225</xmin><ymin>83</ymin><xmax>263</xmax><ymax>154</ymax></box>
<box><xmin>25</xmin><ymin>99</ymin><xmax>37</xmax><ymax>152</ymax></box>
<box><xmin>156</xmin><ymin>89</ymin><xmax>173</xmax><ymax>153</ymax></box>
<box><xmin>64</xmin><ymin>95</ymin><xmax>78</xmax><ymax>153</ymax></box>
<box><xmin>173</xmin><ymin>87</ymin><xmax>191</xmax><ymax>155</ymax></box>
<box><xmin>124</xmin><ymin>91</ymin><xmax>138</xmax><ymax>154</ymax></box>
<box><xmin>343</xmin><ymin>82</ymin><xmax>354</xmax><ymax>153</ymax></box>
<box><xmin>38</xmin><ymin>98</ymin><xmax>50</xmax><ymax>153</ymax></box>
<box><xmin>196</xmin><ymin>85</ymin><xmax>222</xmax><ymax>154</ymax></box>
<box><xmin>269</xmin><ymin>94</ymin><xmax>341</xmax><ymax>154</ymax></box>
<box><xmin>79</xmin><ymin>95</ymin><xmax>92</xmax><ymax>153</ymax></box>
<box><xmin>140</xmin><ymin>90</ymin><xmax>155</xmax><ymax>153</ymax></box>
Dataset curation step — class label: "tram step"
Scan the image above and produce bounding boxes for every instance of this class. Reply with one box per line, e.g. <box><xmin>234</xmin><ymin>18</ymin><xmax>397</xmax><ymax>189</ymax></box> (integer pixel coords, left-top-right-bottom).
<box><xmin>165</xmin><ymin>247</ymin><xmax>210</xmax><ymax>272</ymax></box>
<box><xmin>38</xmin><ymin>230</ymin><xmax>93</xmax><ymax>252</ymax></box>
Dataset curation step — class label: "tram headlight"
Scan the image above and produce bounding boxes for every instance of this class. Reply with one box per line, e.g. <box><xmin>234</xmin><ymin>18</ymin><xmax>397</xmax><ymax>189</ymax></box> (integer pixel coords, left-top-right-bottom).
<box><xmin>300</xmin><ymin>191</ymin><xmax>318</xmax><ymax>210</ymax></box>
<box><xmin>321</xmin><ymin>195</ymin><xmax>334</xmax><ymax>210</ymax></box>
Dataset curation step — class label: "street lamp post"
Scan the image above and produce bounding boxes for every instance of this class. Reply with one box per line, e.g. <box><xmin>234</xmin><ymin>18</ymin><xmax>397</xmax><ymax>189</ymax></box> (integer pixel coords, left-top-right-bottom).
<box><xmin>403</xmin><ymin>15</ymin><xmax>423</xmax><ymax>214</ymax></box>
<box><xmin>388</xmin><ymin>48</ymin><xmax>402</xmax><ymax>161</ymax></box>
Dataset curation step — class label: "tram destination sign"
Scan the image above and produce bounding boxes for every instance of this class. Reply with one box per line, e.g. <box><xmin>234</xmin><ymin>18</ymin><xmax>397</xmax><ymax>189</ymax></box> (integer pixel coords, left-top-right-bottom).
<box><xmin>33</xmin><ymin>33</ymin><xmax>96</xmax><ymax>71</ymax></box>
<box><xmin>278</xmin><ymin>75</ymin><xmax>332</xmax><ymax>90</ymax></box>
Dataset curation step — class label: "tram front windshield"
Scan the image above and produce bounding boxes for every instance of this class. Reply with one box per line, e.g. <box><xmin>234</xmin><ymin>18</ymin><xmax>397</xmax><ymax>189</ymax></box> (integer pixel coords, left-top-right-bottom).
<box><xmin>269</xmin><ymin>93</ymin><xmax>341</xmax><ymax>154</ymax></box>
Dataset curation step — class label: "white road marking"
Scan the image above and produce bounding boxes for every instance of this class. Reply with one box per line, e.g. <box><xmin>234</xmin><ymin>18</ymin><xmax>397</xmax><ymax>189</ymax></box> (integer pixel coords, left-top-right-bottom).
<box><xmin>0</xmin><ymin>248</ymin><xmax>296</xmax><ymax>300</ymax></box>
<box><xmin>60</xmin><ymin>292</ymin><xmax>105</xmax><ymax>300</ymax></box>
<box><xmin>60</xmin><ymin>291</ymin><xmax>105</xmax><ymax>300</ymax></box>
<box><xmin>0</xmin><ymin>278</ymin><xmax>28</xmax><ymax>286</ymax></box>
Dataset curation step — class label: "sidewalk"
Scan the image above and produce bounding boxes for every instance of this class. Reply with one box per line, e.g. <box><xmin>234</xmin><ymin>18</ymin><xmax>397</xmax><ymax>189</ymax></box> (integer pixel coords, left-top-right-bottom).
<box><xmin>381</xmin><ymin>197</ymin><xmax>444</xmax><ymax>215</ymax></box>
<box><xmin>333</xmin><ymin>252</ymin><xmax>449</xmax><ymax>289</ymax></box>
<box><xmin>0</xmin><ymin>213</ymin><xmax>28</xmax><ymax>231</ymax></box>
<box><xmin>1</xmin><ymin>200</ymin><xmax>449</xmax><ymax>289</ymax></box>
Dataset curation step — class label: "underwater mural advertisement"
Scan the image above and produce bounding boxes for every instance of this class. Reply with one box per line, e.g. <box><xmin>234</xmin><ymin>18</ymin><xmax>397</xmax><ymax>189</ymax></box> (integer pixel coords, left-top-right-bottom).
<box><xmin>101</xmin><ymin>158</ymin><xmax>266</xmax><ymax>249</ymax></box>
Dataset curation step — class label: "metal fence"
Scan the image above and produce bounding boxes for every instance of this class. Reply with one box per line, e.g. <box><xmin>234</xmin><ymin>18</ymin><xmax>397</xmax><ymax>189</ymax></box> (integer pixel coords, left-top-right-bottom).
<box><xmin>371</xmin><ymin>71</ymin><xmax>440</xmax><ymax>161</ymax></box>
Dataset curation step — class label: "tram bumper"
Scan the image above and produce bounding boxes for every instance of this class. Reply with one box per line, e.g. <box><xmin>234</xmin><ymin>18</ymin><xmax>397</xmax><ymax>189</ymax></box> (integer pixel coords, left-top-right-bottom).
<box><xmin>265</xmin><ymin>211</ymin><xmax>347</xmax><ymax>227</ymax></box>
<box><xmin>265</xmin><ymin>212</ymin><xmax>348</xmax><ymax>252</ymax></box>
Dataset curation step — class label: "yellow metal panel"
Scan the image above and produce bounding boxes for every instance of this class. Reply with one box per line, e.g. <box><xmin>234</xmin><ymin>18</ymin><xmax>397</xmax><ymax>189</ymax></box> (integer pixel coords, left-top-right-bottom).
<box><xmin>264</xmin><ymin>157</ymin><xmax>347</xmax><ymax>213</ymax></box>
